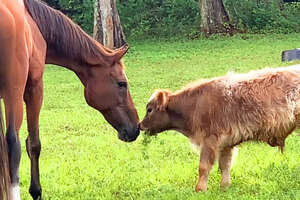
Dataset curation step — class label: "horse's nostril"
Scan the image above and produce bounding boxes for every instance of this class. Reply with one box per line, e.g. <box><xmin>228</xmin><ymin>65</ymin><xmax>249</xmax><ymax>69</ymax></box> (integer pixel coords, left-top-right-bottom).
<box><xmin>135</xmin><ymin>127</ymin><xmax>140</xmax><ymax>135</ymax></box>
<box><xmin>118</xmin><ymin>127</ymin><xmax>140</xmax><ymax>142</ymax></box>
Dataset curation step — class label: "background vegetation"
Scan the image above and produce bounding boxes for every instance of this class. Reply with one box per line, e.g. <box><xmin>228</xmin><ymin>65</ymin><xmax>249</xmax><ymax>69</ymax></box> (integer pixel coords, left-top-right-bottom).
<box><xmin>18</xmin><ymin>34</ymin><xmax>300</xmax><ymax>199</ymax></box>
<box><xmin>44</xmin><ymin>0</ymin><xmax>300</xmax><ymax>38</ymax></box>
<box><xmin>19</xmin><ymin>1</ymin><xmax>300</xmax><ymax>199</ymax></box>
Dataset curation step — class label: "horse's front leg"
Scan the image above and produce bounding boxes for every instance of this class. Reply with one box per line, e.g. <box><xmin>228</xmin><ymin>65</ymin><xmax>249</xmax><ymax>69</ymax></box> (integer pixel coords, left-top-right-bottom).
<box><xmin>24</xmin><ymin>76</ymin><xmax>43</xmax><ymax>200</ymax></box>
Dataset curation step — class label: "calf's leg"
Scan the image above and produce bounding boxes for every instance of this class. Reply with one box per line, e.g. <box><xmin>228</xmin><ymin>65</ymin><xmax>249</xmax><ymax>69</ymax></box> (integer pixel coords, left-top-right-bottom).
<box><xmin>218</xmin><ymin>147</ymin><xmax>237</xmax><ymax>188</ymax></box>
<box><xmin>195</xmin><ymin>136</ymin><xmax>218</xmax><ymax>192</ymax></box>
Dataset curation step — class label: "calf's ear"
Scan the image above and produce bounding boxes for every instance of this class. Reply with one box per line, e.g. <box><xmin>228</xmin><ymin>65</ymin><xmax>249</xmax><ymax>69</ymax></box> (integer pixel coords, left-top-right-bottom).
<box><xmin>156</xmin><ymin>90</ymin><xmax>170</xmax><ymax>111</ymax></box>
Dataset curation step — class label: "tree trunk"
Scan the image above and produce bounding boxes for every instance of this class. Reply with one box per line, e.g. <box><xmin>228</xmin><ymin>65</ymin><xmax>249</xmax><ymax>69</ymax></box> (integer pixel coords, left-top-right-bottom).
<box><xmin>111</xmin><ymin>0</ymin><xmax>126</xmax><ymax>48</ymax></box>
<box><xmin>199</xmin><ymin>0</ymin><xmax>233</xmax><ymax>35</ymax></box>
<box><xmin>93</xmin><ymin>0</ymin><xmax>126</xmax><ymax>49</ymax></box>
<box><xmin>279</xmin><ymin>0</ymin><xmax>285</xmax><ymax>11</ymax></box>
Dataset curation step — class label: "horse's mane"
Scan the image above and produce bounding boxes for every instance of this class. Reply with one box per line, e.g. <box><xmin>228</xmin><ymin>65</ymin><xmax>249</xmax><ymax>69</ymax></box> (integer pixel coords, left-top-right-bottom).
<box><xmin>24</xmin><ymin>0</ymin><xmax>113</xmax><ymax>65</ymax></box>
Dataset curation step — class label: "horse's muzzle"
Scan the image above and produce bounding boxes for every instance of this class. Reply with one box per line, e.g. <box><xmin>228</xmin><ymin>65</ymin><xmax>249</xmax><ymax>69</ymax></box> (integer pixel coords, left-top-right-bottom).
<box><xmin>118</xmin><ymin>127</ymin><xmax>140</xmax><ymax>142</ymax></box>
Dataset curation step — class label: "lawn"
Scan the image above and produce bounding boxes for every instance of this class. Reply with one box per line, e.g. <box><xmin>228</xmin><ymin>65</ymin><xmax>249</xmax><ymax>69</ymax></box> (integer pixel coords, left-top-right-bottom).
<box><xmin>18</xmin><ymin>33</ymin><xmax>300</xmax><ymax>199</ymax></box>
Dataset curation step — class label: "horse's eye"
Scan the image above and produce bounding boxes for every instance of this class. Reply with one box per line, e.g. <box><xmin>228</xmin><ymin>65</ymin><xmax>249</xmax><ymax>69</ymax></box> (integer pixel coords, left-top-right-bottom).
<box><xmin>118</xmin><ymin>82</ymin><xmax>127</xmax><ymax>89</ymax></box>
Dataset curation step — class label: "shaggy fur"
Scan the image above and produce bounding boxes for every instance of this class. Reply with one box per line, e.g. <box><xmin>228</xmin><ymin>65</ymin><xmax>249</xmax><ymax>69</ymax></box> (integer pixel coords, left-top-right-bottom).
<box><xmin>140</xmin><ymin>64</ymin><xmax>300</xmax><ymax>192</ymax></box>
<box><xmin>176</xmin><ymin>65</ymin><xmax>300</xmax><ymax>149</ymax></box>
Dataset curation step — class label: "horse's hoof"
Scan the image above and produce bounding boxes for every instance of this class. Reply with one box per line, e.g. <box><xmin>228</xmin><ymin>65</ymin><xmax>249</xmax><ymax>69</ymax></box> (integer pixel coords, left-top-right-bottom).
<box><xmin>29</xmin><ymin>186</ymin><xmax>42</xmax><ymax>200</ymax></box>
<box><xmin>32</xmin><ymin>195</ymin><xmax>42</xmax><ymax>200</ymax></box>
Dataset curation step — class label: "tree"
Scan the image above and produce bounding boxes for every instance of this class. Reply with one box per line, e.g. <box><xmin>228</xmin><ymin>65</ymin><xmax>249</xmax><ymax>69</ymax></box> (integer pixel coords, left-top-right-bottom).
<box><xmin>93</xmin><ymin>0</ymin><xmax>126</xmax><ymax>49</ymax></box>
<box><xmin>199</xmin><ymin>0</ymin><xmax>234</xmax><ymax>35</ymax></box>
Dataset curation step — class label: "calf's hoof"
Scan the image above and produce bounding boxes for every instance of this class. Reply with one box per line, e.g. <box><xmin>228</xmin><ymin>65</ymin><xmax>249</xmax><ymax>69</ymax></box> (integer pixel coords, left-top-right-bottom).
<box><xmin>220</xmin><ymin>179</ymin><xmax>231</xmax><ymax>189</ymax></box>
<box><xmin>195</xmin><ymin>183</ymin><xmax>207</xmax><ymax>192</ymax></box>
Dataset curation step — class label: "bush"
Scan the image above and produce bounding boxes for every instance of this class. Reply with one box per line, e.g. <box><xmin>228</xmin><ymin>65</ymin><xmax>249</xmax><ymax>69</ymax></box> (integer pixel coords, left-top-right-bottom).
<box><xmin>59</xmin><ymin>0</ymin><xmax>94</xmax><ymax>33</ymax></box>
<box><xmin>117</xmin><ymin>0</ymin><xmax>200</xmax><ymax>38</ymax></box>
<box><xmin>44</xmin><ymin>0</ymin><xmax>94</xmax><ymax>34</ymax></box>
<box><xmin>43</xmin><ymin>0</ymin><xmax>300</xmax><ymax>38</ymax></box>
<box><xmin>224</xmin><ymin>0</ymin><xmax>300</xmax><ymax>33</ymax></box>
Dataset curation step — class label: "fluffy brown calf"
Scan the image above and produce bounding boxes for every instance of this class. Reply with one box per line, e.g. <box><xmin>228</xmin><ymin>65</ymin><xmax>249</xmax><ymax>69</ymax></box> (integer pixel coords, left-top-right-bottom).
<box><xmin>140</xmin><ymin>65</ymin><xmax>300</xmax><ymax>192</ymax></box>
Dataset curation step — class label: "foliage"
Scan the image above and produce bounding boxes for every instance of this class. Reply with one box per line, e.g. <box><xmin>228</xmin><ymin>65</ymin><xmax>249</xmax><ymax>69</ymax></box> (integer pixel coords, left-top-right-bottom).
<box><xmin>19</xmin><ymin>34</ymin><xmax>300</xmax><ymax>199</ymax></box>
<box><xmin>43</xmin><ymin>0</ymin><xmax>94</xmax><ymax>34</ymax></box>
<box><xmin>43</xmin><ymin>0</ymin><xmax>60</xmax><ymax>10</ymax></box>
<box><xmin>59</xmin><ymin>0</ymin><xmax>94</xmax><ymax>33</ymax></box>
<box><xmin>117</xmin><ymin>0</ymin><xmax>300</xmax><ymax>37</ymax></box>
<box><xmin>117</xmin><ymin>0</ymin><xmax>200</xmax><ymax>38</ymax></box>
<box><xmin>43</xmin><ymin>0</ymin><xmax>200</xmax><ymax>37</ymax></box>
<box><xmin>224</xmin><ymin>0</ymin><xmax>300</xmax><ymax>33</ymax></box>
<box><xmin>43</xmin><ymin>0</ymin><xmax>300</xmax><ymax>37</ymax></box>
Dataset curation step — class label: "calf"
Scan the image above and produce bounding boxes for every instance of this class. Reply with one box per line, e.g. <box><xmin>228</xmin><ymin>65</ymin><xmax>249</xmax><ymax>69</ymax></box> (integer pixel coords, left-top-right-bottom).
<box><xmin>140</xmin><ymin>65</ymin><xmax>300</xmax><ymax>192</ymax></box>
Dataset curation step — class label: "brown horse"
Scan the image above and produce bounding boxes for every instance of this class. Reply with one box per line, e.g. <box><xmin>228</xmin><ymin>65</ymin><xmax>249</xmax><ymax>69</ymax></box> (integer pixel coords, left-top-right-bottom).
<box><xmin>0</xmin><ymin>0</ymin><xmax>140</xmax><ymax>199</ymax></box>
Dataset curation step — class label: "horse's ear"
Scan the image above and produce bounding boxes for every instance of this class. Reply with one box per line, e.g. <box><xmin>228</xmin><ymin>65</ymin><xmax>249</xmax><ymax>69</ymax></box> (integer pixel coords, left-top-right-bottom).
<box><xmin>113</xmin><ymin>44</ymin><xmax>129</xmax><ymax>61</ymax></box>
<box><xmin>155</xmin><ymin>90</ymin><xmax>170</xmax><ymax>111</ymax></box>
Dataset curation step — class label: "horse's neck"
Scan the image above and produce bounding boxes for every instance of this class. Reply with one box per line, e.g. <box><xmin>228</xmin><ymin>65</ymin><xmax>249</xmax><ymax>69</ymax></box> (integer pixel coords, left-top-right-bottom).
<box><xmin>45</xmin><ymin>49</ymin><xmax>83</xmax><ymax>71</ymax></box>
<box><xmin>45</xmin><ymin>50</ymin><xmax>90</xmax><ymax>86</ymax></box>
<box><xmin>44</xmin><ymin>37</ymin><xmax>114</xmax><ymax>74</ymax></box>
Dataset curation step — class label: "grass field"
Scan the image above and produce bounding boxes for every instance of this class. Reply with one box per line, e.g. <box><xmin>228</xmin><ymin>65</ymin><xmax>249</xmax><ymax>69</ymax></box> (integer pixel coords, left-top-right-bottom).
<box><xmin>18</xmin><ymin>33</ymin><xmax>300</xmax><ymax>199</ymax></box>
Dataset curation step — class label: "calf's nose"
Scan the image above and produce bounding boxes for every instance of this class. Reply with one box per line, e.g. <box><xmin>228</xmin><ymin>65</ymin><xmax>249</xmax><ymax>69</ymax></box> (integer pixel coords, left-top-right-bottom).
<box><xmin>138</xmin><ymin>122</ymin><xmax>145</xmax><ymax>131</ymax></box>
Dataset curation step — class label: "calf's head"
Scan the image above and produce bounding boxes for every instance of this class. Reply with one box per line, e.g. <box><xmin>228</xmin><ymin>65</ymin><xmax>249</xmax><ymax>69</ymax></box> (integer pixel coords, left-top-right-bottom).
<box><xmin>139</xmin><ymin>90</ymin><xmax>172</xmax><ymax>135</ymax></box>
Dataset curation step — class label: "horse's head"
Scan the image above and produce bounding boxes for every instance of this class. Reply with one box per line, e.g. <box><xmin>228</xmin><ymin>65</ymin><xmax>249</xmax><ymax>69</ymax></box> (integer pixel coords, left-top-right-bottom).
<box><xmin>79</xmin><ymin>45</ymin><xmax>139</xmax><ymax>142</ymax></box>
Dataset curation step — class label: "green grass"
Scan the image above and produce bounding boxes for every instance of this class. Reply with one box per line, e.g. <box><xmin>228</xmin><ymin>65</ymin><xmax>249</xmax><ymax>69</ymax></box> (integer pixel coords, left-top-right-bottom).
<box><xmin>18</xmin><ymin>33</ymin><xmax>300</xmax><ymax>199</ymax></box>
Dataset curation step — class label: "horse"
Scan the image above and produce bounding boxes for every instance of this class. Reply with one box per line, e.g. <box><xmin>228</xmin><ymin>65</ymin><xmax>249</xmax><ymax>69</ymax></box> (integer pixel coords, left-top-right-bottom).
<box><xmin>0</xmin><ymin>0</ymin><xmax>140</xmax><ymax>199</ymax></box>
